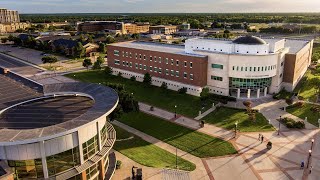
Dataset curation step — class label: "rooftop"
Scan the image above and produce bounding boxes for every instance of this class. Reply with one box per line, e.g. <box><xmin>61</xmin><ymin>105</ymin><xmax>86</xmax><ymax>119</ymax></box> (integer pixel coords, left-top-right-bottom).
<box><xmin>109</xmin><ymin>41</ymin><xmax>206</xmax><ymax>57</ymax></box>
<box><xmin>233</xmin><ymin>35</ymin><xmax>267</xmax><ymax>45</ymax></box>
<box><xmin>284</xmin><ymin>39</ymin><xmax>311</xmax><ymax>54</ymax></box>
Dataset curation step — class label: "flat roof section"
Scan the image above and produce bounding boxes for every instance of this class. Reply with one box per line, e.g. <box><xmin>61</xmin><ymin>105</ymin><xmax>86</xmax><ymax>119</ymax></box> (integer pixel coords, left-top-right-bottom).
<box><xmin>0</xmin><ymin>74</ymin><xmax>41</xmax><ymax>110</ymax></box>
<box><xmin>0</xmin><ymin>96</ymin><xmax>94</xmax><ymax>129</ymax></box>
<box><xmin>109</xmin><ymin>41</ymin><xmax>206</xmax><ymax>57</ymax></box>
<box><xmin>284</xmin><ymin>39</ymin><xmax>311</xmax><ymax>54</ymax></box>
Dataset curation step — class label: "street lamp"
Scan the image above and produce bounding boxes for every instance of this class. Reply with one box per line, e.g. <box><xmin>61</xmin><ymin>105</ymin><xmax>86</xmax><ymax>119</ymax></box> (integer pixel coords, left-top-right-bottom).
<box><xmin>311</xmin><ymin>139</ymin><xmax>315</xmax><ymax>150</ymax></box>
<box><xmin>235</xmin><ymin>122</ymin><xmax>238</xmax><ymax>137</ymax></box>
<box><xmin>278</xmin><ymin>116</ymin><xmax>281</xmax><ymax>135</ymax></box>
<box><xmin>174</xmin><ymin>105</ymin><xmax>177</xmax><ymax>118</ymax></box>
<box><xmin>307</xmin><ymin>149</ymin><xmax>312</xmax><ymax>168</ymax></box>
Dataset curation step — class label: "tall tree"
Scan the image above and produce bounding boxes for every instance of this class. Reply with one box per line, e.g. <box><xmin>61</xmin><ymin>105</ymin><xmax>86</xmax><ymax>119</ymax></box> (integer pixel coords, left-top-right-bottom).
<box><xmin>74</xmin><ymin>42</ymin><xmax>85</xmax><ymax>58</ymax></box>
<box><xmin>143</xmin><ymin>73</ymin><xmax>152</xmax><ymax>85</ymax></box>
<box><xmin>41</xmin><ymin>56</ymin><xmax>58</xmax><ymax>68</ymax></box>
<box><xmin>82</xmin><ymin>58</ymin><xmax>92</xmax><ymax>70</ymax></box>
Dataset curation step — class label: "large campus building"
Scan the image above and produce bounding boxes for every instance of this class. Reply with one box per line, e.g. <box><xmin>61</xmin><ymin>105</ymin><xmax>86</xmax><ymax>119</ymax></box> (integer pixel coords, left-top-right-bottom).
<box><xmin>0</xmin><ymin>8</ymin><xmax>19</xmax><ymax>23</ymax></box>
<box><xmin>107</xmin><ymin>36</ymin><xmax>313</xmax><ymax>98</ymax></box>
<box><xmin>0</xmin><ymin>68</ymin><xmax>119</xmax><ymax>180</ymax></box>
<box><xmin>77</xmin><ymin>21</ymin><xmax>126</xmax><ymax>34</ymax></box>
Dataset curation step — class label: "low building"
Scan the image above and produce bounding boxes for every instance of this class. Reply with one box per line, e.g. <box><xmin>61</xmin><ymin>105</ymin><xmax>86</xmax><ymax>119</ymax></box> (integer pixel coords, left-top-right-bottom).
<box><xmin>77</xmin><ymin>21</ymin><xmax>126</xmax><ymax>34</ymax></box>
<box><xmin>107</xmin><ymin>36</ymin><xmax>313</xmax><ymax>98</ymax></box>
<box><xmin>0</xmin><ymin>70</ymin><xmax>119</xmax><ymax>180</ymax></box>
<box><xmin>149</xmin><ymin>25</ymin><xmax>178</xmax><ymax>35</ymax></box>
<box><xmin>124</xmin><ymin>22</ymin><xmax>150</xmax><ymax>34</ymax></box>
<box><xmin>174</xmin><ymin>29</ymin><xmax>205</xmax><ymax>37</ymax></box>
<box><xmin>180</xmin><ymin>23</ymin><xmax>190</xmax><ymax>30</ymax></box>
<box><xmin>0</xmin><ymin>22</ymin><xmax>30</xmax><ymax>33</ymax></box>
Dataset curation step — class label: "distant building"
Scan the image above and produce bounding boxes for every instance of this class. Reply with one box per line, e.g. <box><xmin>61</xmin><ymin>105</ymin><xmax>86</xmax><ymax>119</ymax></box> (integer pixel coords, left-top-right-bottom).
<box><xmin>180</xmin><ymin>23</ymin><xmax>190</xmax><ymax>30</ymax></box>
<box><xmin>124</xmin><ymin>22</ymin><xmax>150</xmax><ymax>34</ymax></box>
<box><xmin>107</xmin><ymin>36</ymin><xmax>313</xmax><ymax>98</ymax></box>
<box><xmin>77</xmin><ymin>21</ymin><xmax>126</xmax><ymax>34</ymax></box>
<box><xmin>0</xmin><ymin>8</ymin><xmax>19</xmax><ymax>23</ymax></box>
<box><xmin>0</xmin><ymin>22</ymin><xmax>30</xmax><ymax>33</ymax></box>
<box><xmin>175</xmin><ymin>29</ymin><xmax>205</xmax><ymax>37</ymax></box>
<box><xmin>149</xmin><ymin>25</ymin><xmax>178</xmax><ymax>35</ymax></box>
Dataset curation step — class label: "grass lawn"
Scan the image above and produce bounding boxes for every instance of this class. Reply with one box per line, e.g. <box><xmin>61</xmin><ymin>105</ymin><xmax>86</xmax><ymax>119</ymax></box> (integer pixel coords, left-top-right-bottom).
<box><xmin>287</xmin><ymin>103</ymin><xmax>320</xmax><ymax>127</ymax></box>
<box><xmin>113</xmin><ymin>125</ymin><xmax>196</xmax><ymax>171</ymax></box>
<box><xmin>65</xmin><ymin>70</ymin><xmax>215</xmax><ymax>117</ymax></box>
<box><xmin>294</xmin><ymin>70</ymin><xmax>320</xmax><ymax>102</ymax></box>
<box><xmin>202</xmin><ymin>107</ymin><xmax>275</xmax><ymax>132</ymax></box>
<box><xmin>117</xmin><ymin>111</ymin><xmax>237</xmax><ymax>158</ymax></box>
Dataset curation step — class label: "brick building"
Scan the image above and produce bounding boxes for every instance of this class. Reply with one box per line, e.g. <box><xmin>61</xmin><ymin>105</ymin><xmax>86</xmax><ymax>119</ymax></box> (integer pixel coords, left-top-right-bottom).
<box><xmin>124</xmin><ymin>23</ymin><xmax>150</xmax><ymax>34</ymax></box>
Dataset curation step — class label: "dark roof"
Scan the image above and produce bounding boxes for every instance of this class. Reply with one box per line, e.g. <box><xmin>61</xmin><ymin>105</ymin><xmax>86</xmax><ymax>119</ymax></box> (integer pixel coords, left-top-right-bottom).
<box><xmin>52</xmin><ymin>39</ymin><xmax>78</xmax><ymax>48</ymax></box>
<box><xmin>18</xmin><ymin>34</ymin><xmax>35</xmax><ymax>41</ymax></box>
<box><xmin>233</xmin><ymin>35</ymin><xmax>266</xmax><ymax>45</ymax></box>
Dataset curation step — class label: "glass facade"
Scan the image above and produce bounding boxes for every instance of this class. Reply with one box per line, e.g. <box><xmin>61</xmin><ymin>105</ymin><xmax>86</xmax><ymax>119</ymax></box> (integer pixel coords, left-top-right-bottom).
<box><xmin>229</xmin><ymin>77</ymin><xmax>272</xmax><ymax>90</ymax></box>
<box><xmin>66</xmin><ymin>174</ymin><xmax>82</xmax><ymax>180</ymax></box>
<box><xmin>47</xmin><ymin>147</ymin><xmax>80</xmax><ymax>177</ymax></box>
<box><xmin>8</xmin><ymin>159</ymin><xmax>43</xmax><ymax>179</ymax></box>
<box><xmin>100</xmin><ymin>123</ymin><xmax>107</xmax><ymax>146</ymax></box>
<box><xmin>86</xmin><ymin>163</ymin><xmax>99</xmax><ymax>180</ymax></box>
<box><xmin>211</xmin><ymin>76</ymin><xmax>223</xmax><ymax>81</ymax></box>
<box><xmin>83</xmin><ymin>135</ymin><xmax>99</xmax><ymax>161</ymax></box>
<box><xmin>211</xmin><ymin>64</ymin><xmax>223</xmax><ymax>69</ymax></box>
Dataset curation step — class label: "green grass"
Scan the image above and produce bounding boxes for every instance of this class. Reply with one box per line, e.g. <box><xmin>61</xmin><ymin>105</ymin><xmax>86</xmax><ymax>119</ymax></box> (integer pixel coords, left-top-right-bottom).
<box><xmin>202</xmin><ymin>107</ymin><xmax>275</xmax><ymax>132</ymax></box>
<box><xmin>66</xmin><ymin>70</ymin><xmax>215</xmax><ymax>117</ymax></box>
<box><xmin>294</xmin><ymin>70</ymin><xmax>320</xmax><ymax>102</ymax></box>
<box><xmin>113</xmin><ymin>125</ymin><xmax>196</xmax><ymax>171</ymax></box>
<box><xmin>287</xmin><ymin>103</ymin><xmax>319</xmax><ymax>127</ymax></box>
<box><xmin>117</xmin><ymin>111</ymin><xmax>237</xmax><ymax>158</ymax></box>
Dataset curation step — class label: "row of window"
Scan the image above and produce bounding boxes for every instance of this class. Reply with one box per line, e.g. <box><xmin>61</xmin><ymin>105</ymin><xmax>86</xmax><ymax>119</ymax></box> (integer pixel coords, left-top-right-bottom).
<box><xmin>191</xmin><ymin>46</ymin><xmax>268</xmax><ymax>54</ymax></box>
<box><xmin>212</xmin><ymin>64</ymin><xmax>223</xmax><ymax>69</ymax></box>
<box><xmin>82</xmin><ymin>135</ymin><xmax>99</xmax><ymax>161</ymax></box>
<box><xmin>211</xmin><ymin>76</ymin><xmax>223</xmax><ymax>81</ymax></box>
<box><xmin>232</xmin><ymin>65</ymin><xmax>276</xmax><ymax>72</ymax></box>
<box><xmin>114</xmin><ymin>50</ymin><xmax>193</xmax><ymax>68</ymax></box>
<box><xmin>115</xmin><ymin>60</ymin><xmax>194</xmax><ymax>80</ymax></box>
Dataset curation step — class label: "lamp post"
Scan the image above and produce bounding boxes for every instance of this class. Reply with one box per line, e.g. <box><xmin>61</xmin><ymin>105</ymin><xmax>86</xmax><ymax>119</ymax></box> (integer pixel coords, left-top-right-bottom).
<box><xmin>278</xmin><ymin>116</ymin><xmax>281</xmax><ymax>135</ymax></box>
<box><xmin>307</xmin><ymin>149</ymin><xmax>312</xmax><ymax>168</ymax></box>
<box><xmin>174</xmin><ymin>105</ymin><xmax>177</xmax><ymax>118</ymax></box>
<box><xmin>235</xmin><ymin>122</ymin><xmax>238</xmax><ymax>137</ymax></box>
<box><xmin>175</xmin><ymin>148</ymin><xmax>178</xmax><ymax>169</ymax></box>
<box><xmin>311</xmin><ymin>139</ymin><xmax>315</xmax><ymax>150</ymax></box>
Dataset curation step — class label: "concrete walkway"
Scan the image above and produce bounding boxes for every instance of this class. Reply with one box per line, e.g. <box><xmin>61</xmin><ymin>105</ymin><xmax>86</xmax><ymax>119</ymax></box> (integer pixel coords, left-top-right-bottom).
<box><xmin>112</xmin><ymin>120</ymin><xmax>211</xmax><ymax>180</ymax></box>
<box><xmin>194</xmin><ymin>104</ymin><xmax>218</xmax><ymax>120</ymax></box>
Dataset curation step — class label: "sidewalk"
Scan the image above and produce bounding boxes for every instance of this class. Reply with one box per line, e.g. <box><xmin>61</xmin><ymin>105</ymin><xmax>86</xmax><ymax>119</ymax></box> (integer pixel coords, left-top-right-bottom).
<box><xmin>113</xmin><ymin>120</ymin><xmax>211</xmax><ymax>180</ymax></box>
<box><xmin>139</xmin><ymin>102</ymin><xmax>234</xmax><ymax>141</ymax></box>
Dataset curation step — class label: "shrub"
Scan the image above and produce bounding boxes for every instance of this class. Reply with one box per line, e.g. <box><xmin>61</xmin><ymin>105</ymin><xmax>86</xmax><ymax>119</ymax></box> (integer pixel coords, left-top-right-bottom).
<box><xmin>104</xmin><ymin>66</ymin><xmax>113</xmax><ymax>75</ymax></box>
<box><xmin>294</xmin><ymin>121</ymin><xmax>305</xmax><ymax>129</ymax></box>
<box><xmin>310</xmin><ymin>106</ymin><xmax>320</xmax><ymax>112</ymax></box>
<box><xmin>281</xmin><ymin>117</ymin><xmax>305</xmax><ymax>129</ymax></box>
<box><xmin>150</xmin><ymin>106</ymin><xmax>154</xmax><ymax>111</ymax></box>
<box><xmin>143</xmin><ymin>73</ymin><xmax>152</xmax><ymax>85</ymax></box>
<box><xmin>116</xmin><ymin>160</ymin><xmax>122</xmax><ymax>169</ymax></box>
<box><xmin>130</xmin><ymin>76</ymin><xmax>136</xmax><ymax>81</ymax></box>
<box><xmin>285</xmin><ymin>98</ymin><xmax>293</xmax><ymax>105</ymax></box>
<box><xmin>267</xmin><ymin>141</ymin><xmax>272</xmax><ymax>146</ymax></box>
<box><xmin>160</xmin><ymin>82</ymin><xmax>168</xmax><ymax>89</ymax></box>
<box><xmin>117</xmin><ymin>72</ymin><xmax>122</xmax><ymax>77</ymax></box>
<box><xmin>178</xmin><ymin>87</ymin><xmax>187</xmax><ymax>94</ymax></box>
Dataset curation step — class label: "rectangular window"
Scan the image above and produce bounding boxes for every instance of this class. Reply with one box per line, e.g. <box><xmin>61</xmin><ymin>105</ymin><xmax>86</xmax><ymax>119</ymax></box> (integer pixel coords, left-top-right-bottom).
<box><xmin>135</xmin><ymin>63</ymin><xmax>138</xmax><ymax>69</ymax></box>
<box><xmin>149</xmin><ymin>66</ymin><xmax>152</xmax><ymax>72</ymax></box>
<box><xmin>154</xmin><ymin>56</ymin><xmax>157</xmax><ymax>62</ymax></box>
<box><xmin>171</xmin><ymin>70</ymin><xmax>174</xmax><ymax>76</ymax></box>
<box><xmin>236</xmin><ymin>66</ymin><xmax>239</xmax><ymax>71</ymax></box>
<box><xmin>190</xmin><ymin>74</ymin><xmax>194</xmax><ymax>80</ymax></box>
<box><xmin>245</xmin><ymin>67</ymin><xmax>247</xmax><ymax>71</ymax></box>
<box><xmin>166</xmin><ymin>58</ymin><xmax>169</xmax><ymax>64</ymax></box>
<box><xmin>265</xmin><ymin>66</ymin><xmax>267</xmax><ymax>71</ymax></box>
<box><xmin>254</xmin><ymin>67</ymin><xmax>256</xmax><ymax>71</ymax></box>
<box><xmin>211</xmin><ymin>64</ymin><xmax>223</xmax><ymax>69</ymax></box>
<box><xmin>144</xmin><ymin>65</ymin><xmax>147</xmax><ymax>70</ymax></box>
<box><xmin>232</xmin><ymin>66</ymin><xmax>235</xmax><ymax>71</ymax></box>
<box><xmin>126</xmin><ymin>61</ymin><xmax>129</xmax><ymax>67</ymax></box>
<box><xmin>143</xmin><ymin>55</ymin><xmax>146</xmax><ymax>60</ymax></box>
<box><xmin>159</xmin><ymin>57</ymin><xmax>162</xmax><ymax>63</ymax></box>
<box><xmin>135</xmin><ymin>53</ymin><xmax>137</xmax><ymax>59</ymax></box>
<box><xmin>129</xmin><ymin>62</ymin><xmax>132</xmax><ymax>67</ymax></box>
<box><xmin>154</xmin><ymin>67</ymin><xmax>158</xmax><ymax>73</ymax></box>
<box><xmin>159</xmin><ymin>68</ymin><xmax>162</xmax><ymax>73</ymax></box>
<box><xmin>150</xmin><ymin>56</ymin><xmax>152</xmax><ymax>61</ymax></box>
<box><xmin>122</xmin><ymin>51</ymin><xmax>124</xmax><ymax>57</ymax></box>
<box><xmin>184</xmin><ymin>61</ymin><xmax>187</xmax><ymax>67</ymax></box>
<box><xmin>139</xmin><ymin>54</ymin><xmax>142</xmax><ymax>59</ymax></box>
<box><xmin>139</xmin><ymin>64</ymin><xmax>142</xmax><ymax>69</ymax></box>
<box><xmin>165</xmin><ymin>69</ymin><xmax>169</xmax><ymax>75</ymax></box>
<box><xmin>250</xmin><ymin>67</ymin><xmax>252</xmax><ymax>71</ymax></box>
<box><xmin>190</xmin><ymin>62</ymin><xmax>193</xmax><ymax>68</ymax></box>
<box><xmin>114</xmin><ymin>50</ymin><xmax>120</xmax><ymax>56</ymax></box>
<box><xmin>176</xmin><ymin>71</ymin><xmax>179</xmax><ymax>77</ymax></box>
<box><xmin>126</xmin><ymin>52</ymin><xmax>128</xmax><ymax>57</ymax></box>
<box><xmin>211</xmin><ymin>76</ymin><xmax>223</xmax><ymax>81</ymax></box>
<box><xmin>241</xmin><ymin>67</ymin><xmax>243</xmax><ymax>71</ymax></box>
<box><xmin>261</xmin><ymin>66</ymin><xmax>264</xmax><ymax>71</ymax></box>
<box><xmin>129</xmin><ymin>52</ymin><xmax>132</xmax><ymax>58</ymax></box>
<box><xmin>171</xmin><ymin>59</ymin><xmax>174</xmax><ymax>65</ymax></box>
<box><xmin>114</xmin><ymin>59</ymin><xmax>120</xmax><ymax>65</ymax></box>
<box><xmin>183</xmin><ymin>72</ymin><xmax>187</xmax><ymax>78</ymax></box>
<box><xmin>176</xmin><ymin>60</ymin><xmax>179</xmax><ymax>66</ymax></box>
<box><xmin>122</xmin><ymin>61</ymin><xmax>125</xmax><ymax>66</ymax></box>
<box><xmin>257</xmin><ymin>67</ymin><xmax>260</xmax><ymax>71</ymax></box>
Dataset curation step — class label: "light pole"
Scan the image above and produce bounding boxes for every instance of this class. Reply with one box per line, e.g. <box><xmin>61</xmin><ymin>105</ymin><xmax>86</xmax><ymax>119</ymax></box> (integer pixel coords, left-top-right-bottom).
<box><xmin>311</xmin><ymin>139</ymin><xmax>315</xmax><ymax>150</ymax></box>
<box><xmin>278</xmin><ymin>116</ymin><xmax>281</xmax><ymax>135</ymax></box>
<box><xmin>235</xmin><ymin>122</ymin><xmax>238</xmax><ymax>137</ymax></box>
<box><xmin>175</xmin><ymin>148</ymin><xmax>178</xmax><ymax>169</ymax></box>
<box><xmin>307</xmin><ymin>149</ymin><xmax>312</xmax><ymax>168</ymax></box>
<box><xmin>174</xmin><ymin>105</ymin><xmax>177</xmax><ymax>118</ymax></box>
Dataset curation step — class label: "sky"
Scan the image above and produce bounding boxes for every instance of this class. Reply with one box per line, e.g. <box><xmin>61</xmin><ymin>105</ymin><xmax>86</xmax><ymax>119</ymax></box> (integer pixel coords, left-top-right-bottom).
<box><xmin>1</xmin><ymin>0</ymin><xmax>320</xmax><ymax>14</ymax></box>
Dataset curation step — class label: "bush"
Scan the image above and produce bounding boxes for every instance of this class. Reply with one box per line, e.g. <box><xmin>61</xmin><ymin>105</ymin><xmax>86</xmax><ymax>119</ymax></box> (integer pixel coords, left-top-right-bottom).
<box><xmin>281</xmin><ymin>117</ymin><xmax>305</xmax><ymax>129</ymax></box>
<box><xmin>160</xmin><ymin>82</ymin><xmax>168</xmax><ymax>89</ymax></box>
<box><xmin>267</xmin><ymin>141</ymin><xmax>272</xmax><ymax>146</ymax></box>
<box><xmin>178</xmin><ymin>87</ymin><xmax>187</xmax><ymax>94</ymax></box>
<box><xmin>116</xmin><ymin>160</ymin><xmax>122</xmax><ymax>169</ymax></box>
<box><xmin>143</xmin><ymin>73</ymin><xmax>152</xmax><ymax>85</ymax></box>
<box><xmin>289</xmin><ymin>101</ymin><xmax>304</xmax><ymax>108</ymax></box>
<box><xmin>118</xmin><ymin>72</ymin><xmax>122</xmax><ymax>77</ymax></box>
<box><xmin>130</xmin><ymin>76</ymin><xmax>136</xmax><ymax>81</ymax></box>
<box><xmin>104</xmin><ymin>66</ymin><xmax>113</xmax><ymax>75</ymax></box>
<box><xmin>298</xmin><ymin>96</ymin><xmax>304</xmax><ymax>100</ymax></box>
<box><xmin>310</xmin><ymin>106</ymin><xmax>320</xmax><ymax>112</ymax></box>
<box><xmin>285</xmin><ymin>98</ymin><xmax>293</xmax><ymax>105</ymax></box>
<box><xmin>150</xmin><ymin>106</ymin><xmax>154</xmax><ymax>111</ymax></box>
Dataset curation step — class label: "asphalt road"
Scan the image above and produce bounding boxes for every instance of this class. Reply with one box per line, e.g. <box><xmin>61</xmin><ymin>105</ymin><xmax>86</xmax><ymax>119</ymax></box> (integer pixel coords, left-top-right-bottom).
<box><xmin>0</xmin><ymin>53</ymin><xmax>43</xmax><ymax>76</ymax></box>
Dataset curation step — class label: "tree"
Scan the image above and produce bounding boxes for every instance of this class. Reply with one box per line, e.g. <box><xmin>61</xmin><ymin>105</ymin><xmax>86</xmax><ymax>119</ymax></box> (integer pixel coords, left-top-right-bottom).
<box><xmin>131</xmin><ymin>33</ymin><xmax>140</xmax><ymax>39</ymax></box>
<box><xmin>160</xmin><ymin>82</ymin><xmax>168</xmax><ymax>89</ymax></box>
<box><xmin>92</xmin><ymin>56</ymin><xmax>105</xmax><ymax>70</ymax></box>
<box><xmin>82</xmin><ymin>58</ymin><xmax>92</xmax><ymax>70</ymax></box>
<box><xmin>104</xmin><ymin>66</ymin><xmax>113</xmax><ymax>75</ymax></box>
<box><xmin>200</xmin><ymin>87</ymin><xmax>210</xmax><ymax>101</ymax></box>
<box><xmin>41</xmin><ymin>56</ymin><xmax>58</xmax><ymax>68</ymax></box>
<box><xmin>130</xmin><ymin>76</ymin><xmax>136</xmax><ymax>81</ymax></box>
<box><xmin>105</xmin><ymin>35</ymin><xmax>115</xmax><ymax>44</ymax></box>
<box><xmin>87</xmin><ymin>35</ymin><xmax>94</xmax><ymax>43</ymax></box>
<box><xmin>98</xmin><ymin>43</ymin><xmax>106</xmax><ymax>53</ymax></box>
<box><xmin>143</xmin><ymin>73</ymin><xmax>152</xmax><ymax>85</ymax></box>
<box><xmin>74</xmin><ymin>42</ymin><xmax>85</xmax><ymax>58</ymax></box>
<box><xmin>1</xmin><ymin>38</ymin><xmax>8</xmax><ymax>44</ymax></box>
<box><xmin>243</xmin><ymin>100</ymin><xmax>256</xmax><ymax>122</ymax></box>
<box><xmin>224</xmin><ymin>29</ymin><xmax>230</xmax><ymax>34</ymax></box>
<box><xmin>48</xmin><ymin>26</ymin><xmax>56</xmax><ymax>31</ymax></box>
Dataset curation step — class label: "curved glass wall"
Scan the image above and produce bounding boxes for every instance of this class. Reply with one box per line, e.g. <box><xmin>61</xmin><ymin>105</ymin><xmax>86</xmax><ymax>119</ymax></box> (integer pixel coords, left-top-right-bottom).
<box><xmin>66</xmin><ymin>174</ymin><xmax>81</xmax><ymax>180</ymax></box>
<box><xmin>101</xmin><ymin>123</ymin><xmax>107</xmax><ymax>145</ymax></box>
<box><xmin>7</xmin><ymin>159</ymin><xmax>43</xmax><ymax>179</ymax></box>
<box><xmin>82</xmin><ymin>135</ymin><xmax>99</xmax><ymax>161</ymax></box>
<box><xmin>86</xmin><ymin>163</ymin><xmax>99</xmax><ymax>180</ymax></box>
<box><xmin>47</xmin><ymin>147</ymin><xmax>80</xmax><ymax>177</ymax></box>
<box><xmin>229</xmin><ymin>77</ymin><xmax>272</xmax><ymax>90</ymax></box>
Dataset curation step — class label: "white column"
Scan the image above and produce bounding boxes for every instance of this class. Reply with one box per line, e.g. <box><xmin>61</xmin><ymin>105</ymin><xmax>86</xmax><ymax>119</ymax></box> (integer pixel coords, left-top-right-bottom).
<box><xmin>247</xmin><ymin>89</ymin><xmax>251</xmax><ymax>99</ymax></box>
<box><xmin>77</xmin><ymin>131</ymin><xmax>84</xmax><ymax>164</ymax></box>
<box><xmin>39</xmin><ymin>141</ymin><xmax>49</xmax><ymax>179</ymax></box>
<box><xmin>97</xmin><ymin>121</ymin><xmax>102</xmax><ymax>151</ymax></box>
<box><xmin>237</xmin><ymin>89</ymin><xmax>240</xmax><ymax>98</ymax></box>
<box><xmin>257</xmin><ymin>89</ymin><xmax>260</xmax><ymax>98</ymax></box>
<box><xmin>264</xmin><ymin>87</ymin><xmax>268</xmax><ymax>96</ymax></box>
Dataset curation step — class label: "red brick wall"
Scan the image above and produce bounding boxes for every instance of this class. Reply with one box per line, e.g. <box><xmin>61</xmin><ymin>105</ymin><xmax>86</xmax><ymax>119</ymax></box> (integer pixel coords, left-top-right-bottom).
<box><xmin>107</xmin><ymin>44</ymin><xmax>208</xmax><ymax>87</ymax></box>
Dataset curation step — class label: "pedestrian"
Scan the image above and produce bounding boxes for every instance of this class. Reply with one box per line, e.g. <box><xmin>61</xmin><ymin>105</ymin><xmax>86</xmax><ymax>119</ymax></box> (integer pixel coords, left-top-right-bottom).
<box><xmin>300</xmin><ymin>161</ymin><xmax>304</xmax><ymax>169</ymax></box>
<box><xmin>261</xmin><ymin>135</ymin><xmax>264</xmax><ymax>143</ymax></box>
<box><xmin>309</xmin><ymin>165</ymin><xmax>313</xmax><ymax>174</ymax></box>
<box><xmin>258</xmin><ymin>133</ymin><xmax>261</xmax><ymax>141</ymax></box>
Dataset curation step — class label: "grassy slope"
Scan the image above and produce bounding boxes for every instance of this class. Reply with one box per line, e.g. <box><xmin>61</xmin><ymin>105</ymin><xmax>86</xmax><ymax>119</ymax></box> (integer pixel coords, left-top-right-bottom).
<box><xmin>287</xmin><ymin>103</ymin><xmax>319</xmax><ymax>127</ymax></box>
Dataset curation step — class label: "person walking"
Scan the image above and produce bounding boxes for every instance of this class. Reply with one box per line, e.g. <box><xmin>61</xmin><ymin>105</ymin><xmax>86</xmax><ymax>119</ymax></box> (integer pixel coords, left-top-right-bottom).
<box><xmin>300</xmin><ymin>161</ymin><xmax>304</xmax><ymax>169</ymax></box>
<box><xmin>309</xmin><ymin>165</ymin><xmax>313</xmax><ymax>174</ymax></box>
<box><xmin>258</xmin><ymin>133</ymin><xmax>261</xmax><ymax>141</ymax></box>
<box><xmin>261</xmin><ymin>135</ymin><xmax>264</xmax><ymax>143</ymax></box>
